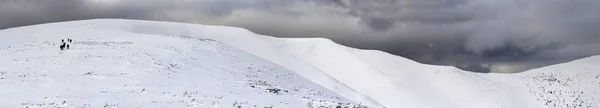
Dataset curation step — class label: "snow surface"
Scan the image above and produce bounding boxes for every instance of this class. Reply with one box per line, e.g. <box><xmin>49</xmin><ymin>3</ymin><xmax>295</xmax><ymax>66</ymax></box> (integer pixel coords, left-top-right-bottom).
<box><xmin>1</xmin><ymin>19</ymin><xmax>599</xmax><ymax>108</ymax></box>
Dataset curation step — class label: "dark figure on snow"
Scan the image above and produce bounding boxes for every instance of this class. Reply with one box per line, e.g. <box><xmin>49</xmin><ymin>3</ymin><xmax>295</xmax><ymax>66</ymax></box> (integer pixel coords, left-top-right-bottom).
<box><xmin>59</xmin><ymin>42</ymin><xmax>66</xmax><ymax>50</ymax></box>
<box><xmin>61</xmin><ymin>39</ymin><xmax>64</xmax><ymax>43</ymax></box>
<box><xmin>66</xmin><ymin>44</ymin><xmax>70</xmax><ymax>49</ymax></box>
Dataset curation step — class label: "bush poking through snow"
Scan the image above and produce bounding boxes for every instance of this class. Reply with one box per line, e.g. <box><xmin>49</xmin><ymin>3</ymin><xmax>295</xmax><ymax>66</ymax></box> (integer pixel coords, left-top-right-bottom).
<box><xmin>266</xmin><ymin>88</ymin><xmax>282</xmax><ymax>94</ymax></box>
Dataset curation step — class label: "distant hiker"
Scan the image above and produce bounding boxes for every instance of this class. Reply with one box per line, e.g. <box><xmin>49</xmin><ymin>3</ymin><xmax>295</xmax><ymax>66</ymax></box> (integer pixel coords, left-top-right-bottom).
<box><xmin>61</xmin><ymin>39</ymin><xmax>64</xmax><ymax>43</ymax></box>
<box><xmin>59</xmin><ymin>42</ymin><xmax>66</xmax><ymax>50</ymax></box>
<box><xmin>66</xmin><ymin>44</ymin><xmax>70</xmax><ymax>49</ymax></box>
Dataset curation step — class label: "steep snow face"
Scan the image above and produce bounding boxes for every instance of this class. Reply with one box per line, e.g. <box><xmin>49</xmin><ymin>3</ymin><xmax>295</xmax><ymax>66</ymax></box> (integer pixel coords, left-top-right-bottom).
<box><xmin>0</xmin><ymin>20</ymin><xmax>356</xmax><ymax>107</ymax></box>
<box><xmin>1</xmin><ymin>19</ymin><xmax>598</xmax><ymax>108</ymax></box>
<box><xmin>267</xmin><ymin>38</ymin><xmax>430</xmax><ymax>107</ymax></box>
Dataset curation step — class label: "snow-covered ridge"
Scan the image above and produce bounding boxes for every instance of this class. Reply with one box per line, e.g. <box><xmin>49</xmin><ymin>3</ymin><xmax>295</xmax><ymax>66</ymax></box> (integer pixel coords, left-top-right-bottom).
<box><xmin>1</xmin><ymin>19</ymin><xmax>599</xmax><ymax>108</ymax></box>
<box><xmin>268</xmin><ymin>30</ymin><xmax>600</xmax><ymax>108</ymax></box>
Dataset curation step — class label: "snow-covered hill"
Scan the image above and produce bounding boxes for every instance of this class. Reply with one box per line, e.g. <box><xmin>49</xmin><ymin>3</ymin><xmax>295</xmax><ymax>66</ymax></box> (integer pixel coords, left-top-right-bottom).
<box><xmin>0</xmin><ymin>20</ymin><xmax>361</xmax><ymax>108</ymax></box>
<box><xmin>1</xmin><ymin>19</ymin><xmax>599</xmax><ymax>108</ymax></box>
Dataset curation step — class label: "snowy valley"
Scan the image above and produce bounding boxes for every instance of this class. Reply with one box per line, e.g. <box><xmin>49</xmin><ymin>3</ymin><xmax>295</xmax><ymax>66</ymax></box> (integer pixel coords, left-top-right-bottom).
<box><xmin>0</xmin><ymin>19</ymin><xmax>598</xmax><ymax>108</ymax></box>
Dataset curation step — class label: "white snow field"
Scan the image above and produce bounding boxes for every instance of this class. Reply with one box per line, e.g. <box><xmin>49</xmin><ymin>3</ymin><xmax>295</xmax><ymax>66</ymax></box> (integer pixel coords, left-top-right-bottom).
<box><xmin>1</xmin><ymin>19</ymin><xmax>599</xmax><ymax>108</ymax></box>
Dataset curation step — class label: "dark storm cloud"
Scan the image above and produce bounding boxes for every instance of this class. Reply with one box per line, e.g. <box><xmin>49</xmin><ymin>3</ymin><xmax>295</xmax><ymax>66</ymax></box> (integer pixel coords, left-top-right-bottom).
<box><xmin>1</xmin><ymin>0</ymin><xmax>599</xmax><ymax>73</ymax></box>
<box><xmin>328</xmin><ymin>0</ymin><xmax>600</xmax><ymax>72</ymax></box>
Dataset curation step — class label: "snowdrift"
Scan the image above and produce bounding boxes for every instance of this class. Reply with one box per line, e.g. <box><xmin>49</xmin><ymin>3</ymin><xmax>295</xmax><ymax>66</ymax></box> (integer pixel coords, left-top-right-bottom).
<box><xmin>1</xmin><ymin>19</ymin><xmax>599</xmax><ymax>108</ymax></box>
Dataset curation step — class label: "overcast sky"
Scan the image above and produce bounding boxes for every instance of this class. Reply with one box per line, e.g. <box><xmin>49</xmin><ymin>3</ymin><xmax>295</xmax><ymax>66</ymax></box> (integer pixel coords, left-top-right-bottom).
<box><xmin>1</xmin><ymin>0</ymin><xmax>599</xmax><ymax>73</ymax></box>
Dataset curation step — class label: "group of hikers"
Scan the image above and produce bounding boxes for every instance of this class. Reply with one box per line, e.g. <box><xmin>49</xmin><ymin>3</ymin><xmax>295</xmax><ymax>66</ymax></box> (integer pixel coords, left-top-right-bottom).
<box><xmin>60</xmin><ymin>38</ymin><xmax>73</xmax><ymax>50</ymax></box>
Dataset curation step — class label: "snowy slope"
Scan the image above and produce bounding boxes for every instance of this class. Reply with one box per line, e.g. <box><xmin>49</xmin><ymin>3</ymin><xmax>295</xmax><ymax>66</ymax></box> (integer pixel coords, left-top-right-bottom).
<box><xmin>1</xmin><ymin>19</ymin><xmax>599</xmax><ymax>108</ymax></box>
<box><xmin>264</xmin><ymin>37</ymin><xmax>600</xmax><ymax>108</ymax></box>
<box><xmin>0</xmin><ymin>20</ymin><xmax>360</xmax><ymax>107</ymax></box>
<box><xmin>266</xmin><ymin>37</ymin><xmax>599</xmax><ymax>108</ymax></box>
